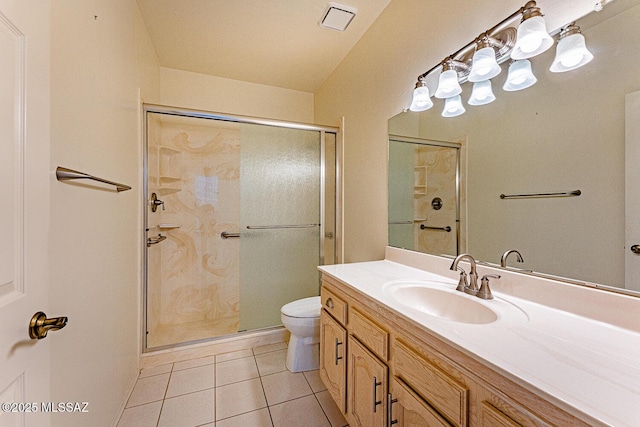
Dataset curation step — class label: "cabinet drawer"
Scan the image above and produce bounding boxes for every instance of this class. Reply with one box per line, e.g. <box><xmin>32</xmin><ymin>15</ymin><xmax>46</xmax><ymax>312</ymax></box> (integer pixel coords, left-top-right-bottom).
<box><xmin>480</xmin><ymin>401</ymin><xmax>522</xmax><ymax>427</ymax></box>
<box><xmin>321</xmin><ymin>285</ymin><xmax>347</xmax><ymax>325</ymax></box>
<box><xmin>350</xmin><ymin>307</ymin><xmax>389</xmax><ymax>361</ymax></box>
<box><xmin>393</xmin><ymin>340</ymin><xmax>468</xmax><ymax>427</ymax></box>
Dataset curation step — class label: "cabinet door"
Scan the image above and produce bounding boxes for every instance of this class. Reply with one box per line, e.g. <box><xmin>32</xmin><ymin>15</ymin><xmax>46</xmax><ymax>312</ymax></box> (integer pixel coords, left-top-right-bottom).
<box><xmin>319</xmin><ymin>310</ymin><xmax>347</xmax><ymax>413</ymax></box>
<box><xmin>389</xmin><ymin>377</ymin><xmax>453</xmax><ymax>427</ymax></box>
<box><xmin>347</xmin><ymin>336</ymin><xmax>388</xmax><ymax>427</ymax></box>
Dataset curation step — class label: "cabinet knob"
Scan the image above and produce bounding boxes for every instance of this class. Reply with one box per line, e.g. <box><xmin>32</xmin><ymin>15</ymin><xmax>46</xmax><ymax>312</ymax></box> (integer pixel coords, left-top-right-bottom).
<box><xmin>325</xmin><ymin>297</ymin><xmax>335</xmax><ymax>309</ymax></box>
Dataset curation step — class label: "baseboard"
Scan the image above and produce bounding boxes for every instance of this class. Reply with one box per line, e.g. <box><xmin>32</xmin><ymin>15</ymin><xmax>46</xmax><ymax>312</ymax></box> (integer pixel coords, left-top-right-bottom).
<box><xmin>139</xmin><ymin>327</ymin><xmax>289</xmax><ymax>369</ymax></box>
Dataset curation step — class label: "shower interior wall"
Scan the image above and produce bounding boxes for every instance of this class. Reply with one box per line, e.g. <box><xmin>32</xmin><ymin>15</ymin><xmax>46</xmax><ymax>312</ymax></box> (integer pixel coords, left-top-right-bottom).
<box><xmin>147</xmin><ymin>115</ymin><xmax>243</xmax><ymax>348</ymax></box>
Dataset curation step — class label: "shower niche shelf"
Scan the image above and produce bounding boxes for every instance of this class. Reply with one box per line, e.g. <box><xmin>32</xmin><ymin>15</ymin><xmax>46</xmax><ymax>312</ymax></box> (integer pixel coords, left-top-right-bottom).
<box><xmin>159</xmin><ymin>176</ymin><xmax>182</xmax><ymax>184</ymax></box>
<box><xmin>414</xmin><ymin>165</ymin><xmax>427</xmax><ymax>196</ymax></box>
<box><xmin>158</xmin><ymin>146</ymin><xmax>183</xmax><ymax>196</ymax></box>
<box><xmin>157</xmin><ymin>187</ymin><xmax>181</xmax><ymax>196</ymax></box>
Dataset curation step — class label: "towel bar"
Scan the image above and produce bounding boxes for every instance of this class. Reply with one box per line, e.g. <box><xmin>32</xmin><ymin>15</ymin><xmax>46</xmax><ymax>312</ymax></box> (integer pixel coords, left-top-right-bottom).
<box><xmin>56</xmin><ymin>166</ymin><xmax>131</xmax><ymax>192</ymax></box>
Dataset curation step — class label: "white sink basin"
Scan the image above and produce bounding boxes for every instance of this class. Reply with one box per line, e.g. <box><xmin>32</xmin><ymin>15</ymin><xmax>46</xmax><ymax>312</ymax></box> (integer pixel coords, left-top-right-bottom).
<box><xmin>382</xmin><ymin>279</ymin><xmax>524</xmax><ymax>325</ymax></box>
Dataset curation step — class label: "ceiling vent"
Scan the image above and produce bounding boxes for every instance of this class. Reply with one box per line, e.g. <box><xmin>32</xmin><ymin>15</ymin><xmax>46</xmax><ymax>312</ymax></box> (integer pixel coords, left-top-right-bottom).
<box><xmin>320</xmin><ymin>2</ymin><xmax>357</xmax><ymax>31</ymax></box>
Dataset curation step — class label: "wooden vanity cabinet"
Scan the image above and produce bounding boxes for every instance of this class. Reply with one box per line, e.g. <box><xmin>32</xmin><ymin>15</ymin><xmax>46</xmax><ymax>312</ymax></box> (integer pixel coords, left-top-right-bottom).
<box><xmin>389</xmin><ymin>376</ymin><xmax>453</xmax><ymax>427</ymax></box>
<box><xmin>347</xmin><ymin>335</ymin><xmax>388</xmax><ymax>426</ymax></box>
<box><xmin>319</xmin><ymin>276</ymin><xmax>590</xmax><ymax>427</ymax></box>
<box><xmin>392</xmin><ymin>339</ymin><xmax>468</xmax><ymax>427</ymax></box>
<box><xmin>319</xmin><ymin>287</ymin><xmax>348</xmax><ymax>413</ymax></box>
<box><xmin>319</xmin><ymin>310</ymin><xmax>347</xmax><ymax>413</ymax></box>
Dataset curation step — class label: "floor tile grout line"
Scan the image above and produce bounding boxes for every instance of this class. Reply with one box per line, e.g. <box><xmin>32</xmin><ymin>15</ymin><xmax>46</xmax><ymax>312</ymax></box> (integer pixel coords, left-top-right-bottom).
<box><xmin>153</xmin><ymin>367</ymin><xmax>175</xmax><ymax>427</ymax></box>
<box><xmin>312</xmin><ymin>391</ymin><xmax>335</xmax><ymax>427</ymax></box>
<box><xmin>255</xmin><ymin>355</ymin><xmax>276</xmax><ymax>427</ymax></box>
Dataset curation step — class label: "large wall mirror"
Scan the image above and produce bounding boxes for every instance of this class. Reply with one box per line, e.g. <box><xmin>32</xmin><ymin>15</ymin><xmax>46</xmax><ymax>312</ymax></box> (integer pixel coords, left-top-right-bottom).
<box><xmin>388</xmin><ymin>0</ymin><xmax>640</xmax><ymax>294</ymax></box>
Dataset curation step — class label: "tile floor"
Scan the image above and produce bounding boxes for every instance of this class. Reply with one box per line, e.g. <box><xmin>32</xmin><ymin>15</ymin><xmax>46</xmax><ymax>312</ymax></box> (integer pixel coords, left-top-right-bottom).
<box><xmin>117</xmin><ymin>342</ymin><xmax>348</xmax><ymax>427</ymax></box>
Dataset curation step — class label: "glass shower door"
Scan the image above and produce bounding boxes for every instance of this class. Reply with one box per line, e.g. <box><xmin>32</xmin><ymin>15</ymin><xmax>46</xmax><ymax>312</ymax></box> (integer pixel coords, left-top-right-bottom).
<box><xmin>239</xmin><ymin>124</ymin><xmax>321</xmax><ymax>331</ymax></box>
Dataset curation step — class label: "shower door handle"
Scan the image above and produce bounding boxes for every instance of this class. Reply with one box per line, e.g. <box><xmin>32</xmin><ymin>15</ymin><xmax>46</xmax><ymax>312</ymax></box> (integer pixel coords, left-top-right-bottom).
<box><xmin>221</xmin><ymin>231</ymin><xmax>240</xmax><ymax>239</ymax></box>
<box><xmin>147</xmin><ymin>234</ymin><xmax>167</xmax><ymax>247</ymax></box>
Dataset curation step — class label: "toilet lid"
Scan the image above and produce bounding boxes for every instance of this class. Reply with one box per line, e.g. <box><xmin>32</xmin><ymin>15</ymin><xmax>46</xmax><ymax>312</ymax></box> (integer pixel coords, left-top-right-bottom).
<box><xmin>281</xmin><ymin>296</ymin><xmax>321</xmax><ymax>318</ymax></box>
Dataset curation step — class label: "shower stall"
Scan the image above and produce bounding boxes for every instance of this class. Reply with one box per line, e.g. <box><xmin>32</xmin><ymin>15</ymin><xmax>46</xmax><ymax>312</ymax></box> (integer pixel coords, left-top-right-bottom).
<box><xmin>143</xmin><ymin>105</ymin><xmax>339</xmax><ymax>351</ymax></box>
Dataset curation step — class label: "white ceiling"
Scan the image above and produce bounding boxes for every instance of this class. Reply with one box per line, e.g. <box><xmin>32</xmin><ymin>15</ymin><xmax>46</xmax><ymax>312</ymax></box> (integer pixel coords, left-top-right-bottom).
<box><xmin>136</xmin><ymin>0</ymin><xmax>391</xmax><ymax>93</ymax></box>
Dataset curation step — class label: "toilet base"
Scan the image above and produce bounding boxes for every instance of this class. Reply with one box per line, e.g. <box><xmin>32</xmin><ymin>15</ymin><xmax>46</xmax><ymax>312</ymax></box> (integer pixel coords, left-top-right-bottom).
<box><xmin>286</xmin><ymin>334</ymin><xmax>319</xmax><ymax>372</ymax></box>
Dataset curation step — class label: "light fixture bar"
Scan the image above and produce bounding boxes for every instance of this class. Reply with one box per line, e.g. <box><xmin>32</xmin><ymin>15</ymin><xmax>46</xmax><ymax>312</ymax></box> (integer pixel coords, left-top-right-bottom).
<box><xmin>416</xmin><ymin>1</ymin><xmax>539</xmax><ymax>81</ymax></box>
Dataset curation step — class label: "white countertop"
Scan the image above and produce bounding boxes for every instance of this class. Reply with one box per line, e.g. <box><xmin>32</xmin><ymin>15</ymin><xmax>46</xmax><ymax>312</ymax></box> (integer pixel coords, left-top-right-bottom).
<box><xmin>319</xmin><ymin>252</ymin><xmax>640</xmax><ymax>427</ymax></box>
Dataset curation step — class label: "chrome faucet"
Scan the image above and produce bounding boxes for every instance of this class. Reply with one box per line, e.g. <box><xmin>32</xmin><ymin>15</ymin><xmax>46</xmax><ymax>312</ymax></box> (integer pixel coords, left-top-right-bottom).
<box><xmin>450</xmin><ymin>254</ymin><xmax>479</xmax><ymax>296</ymax></box>
<box><xmin>500</xmin><ymin>249</ymin><xmax>524</xmax><ymax>268</ymax></box>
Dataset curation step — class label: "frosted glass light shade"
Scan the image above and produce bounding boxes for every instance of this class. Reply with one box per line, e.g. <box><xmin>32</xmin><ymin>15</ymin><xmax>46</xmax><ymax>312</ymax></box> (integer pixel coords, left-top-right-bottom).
<box><xmin>468</xmin><ymin>80</ymin><xmax>496</xmax><ymax>106</ymax></box>
<box><xmin>468</xmin><ymin>47</ymin><xmax>501</xmax><ymax>82</ymax></box>
<box><xmin>549</xmin><ymin>33</ymin><xmax>593</xmax><ymax>73</ymax></box>
<box><xmin>442</xmin><ymin>95</ymin><xmax>466</xmax><ymax>117</ymax></box>
<box><xmin>409</xmin><ymin>83</ymin><xmax>433</xmax><ymax>112</ymax></box>
<box><xmin>511</xmin><ymin>16</ymin><xmax>554</xmax><ymax>59</ymax></box>
<box><xmin>503</xmin><ymin>60</ymin><xmax>537</xmax><ymax>91</ymax></box>
<box><xmin>434</xmin><ymin>69</ymin><xmax>462</xmax><ymax>99</ymax></box>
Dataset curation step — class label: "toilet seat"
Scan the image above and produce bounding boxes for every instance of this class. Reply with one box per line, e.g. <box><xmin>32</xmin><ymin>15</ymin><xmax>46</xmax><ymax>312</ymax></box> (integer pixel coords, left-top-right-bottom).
<box><xmin>281</xmin><ymin>296</ymin><xmax>321</xmax><ymax>318</ymax></box>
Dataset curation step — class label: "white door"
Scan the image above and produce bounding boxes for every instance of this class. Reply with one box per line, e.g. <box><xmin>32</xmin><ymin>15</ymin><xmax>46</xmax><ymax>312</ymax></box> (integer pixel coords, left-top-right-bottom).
<box><xmin>625</xmin><ymin>91</ymin><xmax>640</xmax><ymax>292</ymax></box>
<box><xmin>0</xmin><ymin>1</ymin><xmax>53</xmax><ymax>426</ymax></box>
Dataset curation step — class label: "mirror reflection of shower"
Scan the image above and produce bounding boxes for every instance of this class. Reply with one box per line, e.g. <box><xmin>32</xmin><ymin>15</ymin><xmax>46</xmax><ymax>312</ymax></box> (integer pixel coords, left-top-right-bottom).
<box><xmin>388</xmin><ymin>135</ymin><xmax>461</xmax><ymax>257</ymax></box>
<box><xmin>144</xmin><ymin>106</ymin><xmax>338</xmax><ymax>351</ymax></box>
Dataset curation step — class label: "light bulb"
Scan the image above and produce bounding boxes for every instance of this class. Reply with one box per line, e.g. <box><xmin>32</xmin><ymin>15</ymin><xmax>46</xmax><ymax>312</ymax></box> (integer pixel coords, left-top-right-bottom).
<box><xmin>468</xmin><ymin>46</ymin><xmax>501</xmax><ymax>82</ymax></box>
<box><xmin>442</xmin><ymin>95</ymin><xmax>465</xmax><ymax>117</ymax></box>
<box><xmin>550</xmin><ymin>29</ymin><xmax>593</xmax><ymax>73</ymax></box>
<box><xmin>409</xmin><ymin>82</ymin><xmax>433</xmax><ymax>112</ymax></box>
<box><xmin>468</xmin><ymin>80</ymin><xmax>496</xmax><ymax>106</ymax></box>
<box><xmin>435</xmin><ymin>69</ymin><xmax>462</xmax><ymax>99</ymax></box>
<box><xmin>503</xmin><ymin>60</ymin><xmax>537</xmax><ymax>91</ymax></box>
<box><xmin>512</xmin><ymin>15</ymin><xmax>554</xmax><ymax>60</ymax></box>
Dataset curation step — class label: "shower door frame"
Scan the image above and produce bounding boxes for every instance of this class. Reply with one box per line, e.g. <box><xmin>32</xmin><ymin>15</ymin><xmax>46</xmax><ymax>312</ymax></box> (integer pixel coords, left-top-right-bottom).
<box><xmin>141</xmin><ymin>103</ymin><xmax>342</xmax><ymax>352</ymax></box>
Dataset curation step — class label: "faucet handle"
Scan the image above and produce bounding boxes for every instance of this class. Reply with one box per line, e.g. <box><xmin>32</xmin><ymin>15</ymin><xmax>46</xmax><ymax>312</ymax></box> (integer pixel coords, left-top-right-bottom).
<box><xmin>455</xmin><ymin>267</ymin><xmax>468</xmax><ymax>292</ymax></box>
<box><xmin>478</xmin><ymin>274</ymin><xmax>500</xmax><ymax>300</ymax></box>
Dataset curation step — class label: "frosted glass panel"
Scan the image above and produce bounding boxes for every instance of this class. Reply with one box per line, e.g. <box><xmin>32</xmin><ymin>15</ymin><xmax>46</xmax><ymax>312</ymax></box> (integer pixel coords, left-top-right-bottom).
<box><xmin>388</xmin><ymin>141</ymin><xmax>415</xmax><ymax>249</ymax></box>
<box><xmin>239</xmin><ymin>124</ymin><xmax>321</xmax><ymax>331</ymax></box>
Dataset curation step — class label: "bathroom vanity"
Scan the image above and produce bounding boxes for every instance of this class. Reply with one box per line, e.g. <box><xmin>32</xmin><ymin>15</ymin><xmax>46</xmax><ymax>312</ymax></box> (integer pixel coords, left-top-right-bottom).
<box><xmin>318</xmin><ymin>247</ymin><xmax>640</xmax><ymax>427</ymax></box>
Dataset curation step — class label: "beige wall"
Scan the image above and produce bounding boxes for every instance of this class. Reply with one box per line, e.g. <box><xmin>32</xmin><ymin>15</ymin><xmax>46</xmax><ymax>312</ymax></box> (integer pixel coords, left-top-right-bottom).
<box><xmin>314</xmin><ymin>0</ymin><xmax>600</xmax><ymax>263</ymax></box>
<box><xmin>160</xmin><ymin>67</ymin><xmax>315</xmax><ymax>124</ymax></box>
<box><xmin>50</xmin><ymin>1</ymin><xmax>160</xmax><ymax>426</ymax></box>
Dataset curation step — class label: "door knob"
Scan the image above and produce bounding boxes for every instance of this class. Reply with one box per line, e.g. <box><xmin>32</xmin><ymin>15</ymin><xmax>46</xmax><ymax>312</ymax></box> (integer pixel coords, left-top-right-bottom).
<box><xmin>29</xmin><ymin>312</ymin><xmax>68</xmax><ymax>340</ymax></box>
<box><xmin>631</xmin><ymin>245</ymin><xmax>640</xmax><ymax>255</ymax></box>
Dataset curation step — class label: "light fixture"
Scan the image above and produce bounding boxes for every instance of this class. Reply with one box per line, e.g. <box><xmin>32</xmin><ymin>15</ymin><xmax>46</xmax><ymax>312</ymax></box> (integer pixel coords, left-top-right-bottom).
<box><xmin>503</xmin><ymin>60</ymin><xmax>537</xmax><ymax>91</ymax></box>
<box><xmin>409</xmin><ymin>78</ymin><xmax>433</xmax><ymax>112</ymax></box>
<box><xmin>442</xmin><ymin>95</ymin><xmax>466</xmax><ymax>117</ymax></box>
<box><xmin>549</xmin><ymin>23</ymin><xmax>593</xmax><ymax>73</ymax></box>
<box><xmin>406</xmin><ymin>1</ymin><xmax>594</xmax><ymax>115</ymax></box>
<box><xmin>468</xmin><ymin>80</ymin><xmax>496</xmax><ymax>106</ymax></box>
<box><xmin>468</xmin><ymin>38</ymin><xmax>502</xmax><ymax>82</ymax></box>
<box><xmin>434</xmin><ymin>61</ymin><xmax>464</xmax><ymax>99</ymax></box>
<box><xmin>511</xmin><ymin>1</ymin><xmax>554</xmax><ymax>59</ymax></box>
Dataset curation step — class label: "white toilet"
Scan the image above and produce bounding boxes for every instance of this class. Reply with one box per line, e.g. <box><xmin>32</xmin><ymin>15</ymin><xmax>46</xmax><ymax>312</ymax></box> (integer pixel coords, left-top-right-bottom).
<box><xmin>281</xmin><ymin>296</ymin><xmax>321</xmax><ymax>372</ymax></box>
